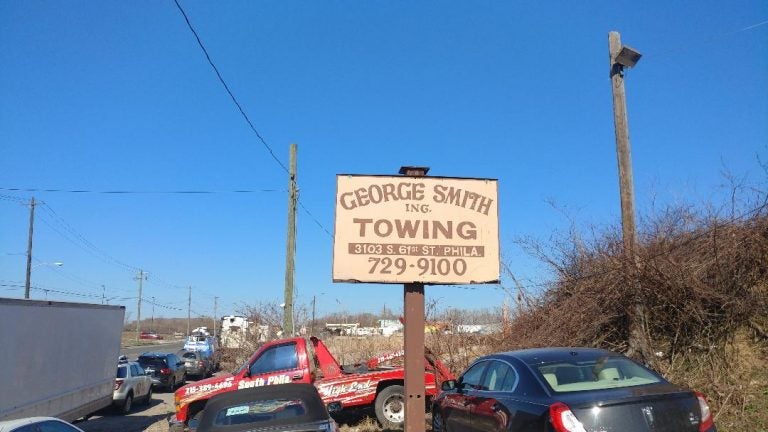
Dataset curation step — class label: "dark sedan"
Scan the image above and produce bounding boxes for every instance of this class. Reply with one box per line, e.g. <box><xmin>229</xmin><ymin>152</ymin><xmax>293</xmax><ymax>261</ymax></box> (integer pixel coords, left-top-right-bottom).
<box><xmin>192</xmin><ymin>383</ymin><xmax>339</xmax><ymax>432</ymax></box>
<box><xmin>432</xmin><ymin>347</ymin><xmax>715</xmax><ymax>432</ymax></box>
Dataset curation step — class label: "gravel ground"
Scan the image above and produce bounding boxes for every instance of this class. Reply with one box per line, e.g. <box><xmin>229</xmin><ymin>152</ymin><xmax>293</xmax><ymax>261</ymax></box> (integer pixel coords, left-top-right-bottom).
<box><xmin>77</xmin><ymin>385</ymin><xmax>176</xmax><ymax>432</ymax></box>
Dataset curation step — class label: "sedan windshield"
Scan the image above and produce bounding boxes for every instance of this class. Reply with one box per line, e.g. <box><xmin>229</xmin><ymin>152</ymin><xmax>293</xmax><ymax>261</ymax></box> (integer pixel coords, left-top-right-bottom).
<box><xmin>536</xmin><ymin>356</ymin><xmax>662</xmax><ymax>393</ymax></box>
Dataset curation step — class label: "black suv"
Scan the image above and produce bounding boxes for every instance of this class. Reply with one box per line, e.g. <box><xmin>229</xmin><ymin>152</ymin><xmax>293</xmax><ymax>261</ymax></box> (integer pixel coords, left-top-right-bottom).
<box><xmin>138</xmin><ymin>352</ymin><xmax>187</xmax><ymax>391</ymax></box>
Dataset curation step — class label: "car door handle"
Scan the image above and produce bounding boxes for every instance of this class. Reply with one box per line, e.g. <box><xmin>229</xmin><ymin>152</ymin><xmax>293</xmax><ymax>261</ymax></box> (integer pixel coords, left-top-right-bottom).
<box><xmin>292</xmin><ymin>373</ymin><xmax>304</xmax><ymax>381</ymax></box>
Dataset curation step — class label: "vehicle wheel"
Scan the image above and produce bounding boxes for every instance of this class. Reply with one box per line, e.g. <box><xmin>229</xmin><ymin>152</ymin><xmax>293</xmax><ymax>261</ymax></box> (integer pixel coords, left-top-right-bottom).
<box><xmin>168</xmin><ymin>377</ymin><xmax>176</xmax><ymax>392</ymax></box>
<box><xmin>375</xmin><ymin>385</ymin><xmax>405</xmax><ymax>429</ymax></box>
<box><xmin>120</xmin><ymin>392</ymin><xmax>133</xmax><ymax>414</ymax></box>
<box><xmin>180</xmin><ymin>373</ymin><xmax>187</xmax><ymax>386</ymax></box>
<box><xmin>432</xmin><ymin>409</ymin><xmax>447</xmax><ymax>432</ymax></box>
<box><xmin>144</xmin><ymin>385</ymin><xmax>153</xmax><ymax>405</ymax></box>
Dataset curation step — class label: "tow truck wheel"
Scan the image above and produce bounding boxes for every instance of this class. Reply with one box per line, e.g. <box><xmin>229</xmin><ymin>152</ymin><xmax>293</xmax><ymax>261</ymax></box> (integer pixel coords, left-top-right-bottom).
<box><xmin>375</xmin><ymin>385</ymin><xmax>405</xmax><ymax>429</ymax></box>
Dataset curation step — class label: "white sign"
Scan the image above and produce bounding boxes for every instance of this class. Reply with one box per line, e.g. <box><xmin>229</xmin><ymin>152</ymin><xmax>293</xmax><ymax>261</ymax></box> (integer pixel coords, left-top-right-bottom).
<box><xmin>333</xmin><ymin>175</ymin><xmax>499</xmax><ymax>284</ymax></box>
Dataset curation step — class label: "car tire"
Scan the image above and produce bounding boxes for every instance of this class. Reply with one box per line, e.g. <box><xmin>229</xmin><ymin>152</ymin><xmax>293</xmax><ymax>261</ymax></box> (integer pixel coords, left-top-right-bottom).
<box><xmin>375</xmin><ymin>385</ymin><xmax>405</xmax><ymax>429</ymax></box>
<box><xmin>144</xmin><ymin>385</ymin><xmax>153</xmax><ymax>405</ymax></box>
<box><xmin>432</xmin><ymin>409</ymin><xmax>448</xmax><ymax>432</ymax></box>
<box><xmin>168</xmin><ymin>377</ymin><xmax>176</xmax><ymax>392</ymax></box>
<box><xmin>180</xmin><ymin>373</ymin><xmax>187</xmax><ymax>386</ymax></box>
<box><xmin>120</xmin><ymin>392</ymin><xmax>133</xmax><ymax>414</ymax></box>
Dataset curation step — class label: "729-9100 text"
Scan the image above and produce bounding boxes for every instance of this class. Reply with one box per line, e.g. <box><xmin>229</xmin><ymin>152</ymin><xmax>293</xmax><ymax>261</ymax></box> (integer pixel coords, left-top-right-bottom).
<box><xmin>367</xmin><ymin>257</ymin><xmax>467</xmax><ymax>276</ymax></box>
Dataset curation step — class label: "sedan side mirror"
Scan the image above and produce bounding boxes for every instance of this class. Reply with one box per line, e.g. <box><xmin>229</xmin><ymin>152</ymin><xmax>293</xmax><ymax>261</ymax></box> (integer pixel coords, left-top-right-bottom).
<box><xmin>441</xmin><ymin>380</ymin><xmax>457</xmax><ymax>391</ymax></box>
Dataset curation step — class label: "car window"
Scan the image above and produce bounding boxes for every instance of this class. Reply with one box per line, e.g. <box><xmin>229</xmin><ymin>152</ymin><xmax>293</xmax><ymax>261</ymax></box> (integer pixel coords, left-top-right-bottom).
<box><xmin>14</xmin><ymin>420</ymin><xmax>81</xmax><ymax>432</ymax></box>
<box><xmin>536</xmin><ymin>356</ymin><xmax>662</xmax><ymax>393</ymax></box>
<box><xmin>182</xmin><ymin>352</ymin><xmax>198</xmax><ymax>359</ymax></box>
<box><xmin>249</xmin><ymin>343</ymin><xmax>298</xmax><ymax>375</ymax></box>
<box><xmin>459</xmin><ymin>361</ymin><xmax>487</xmax><ymax>390</ymax></box>
<box><xmin>481</xmin><ymin>360</ymin><xmax>517</xmax><ymax>392</ymax></box>
<box><xmin>131</xmin><ymin>364</ymin><xmax>142</xmax><ymax>376</ymax></box>
<box><xmin>139</xmin><ymin>357</ymin><xmax>167</xmax><ymax>368</ymax></box>
<box><xmin>117</xmin><ymin>365</ymin><xmax>128</xmax><ymax>378</ymax></box>
<box><xmin>212</xmin><ymin>398</ymin><xmax>307</xmax><ymax>426</ymax></box>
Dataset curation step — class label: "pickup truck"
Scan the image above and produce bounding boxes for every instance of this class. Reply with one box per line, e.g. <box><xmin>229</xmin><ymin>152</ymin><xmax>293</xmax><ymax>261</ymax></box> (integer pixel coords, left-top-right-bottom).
<box><xmin>171</xmin><ymin>336</ymin><xmax>453</xmax><ymax>430</ymax></box>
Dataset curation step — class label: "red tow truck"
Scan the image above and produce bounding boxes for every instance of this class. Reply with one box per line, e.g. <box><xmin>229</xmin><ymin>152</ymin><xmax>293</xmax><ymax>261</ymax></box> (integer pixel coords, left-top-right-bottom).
<box><xmin>171</xmin><ymin>336</ymin><xmax>453</xmax><ymax>430</ymax></box>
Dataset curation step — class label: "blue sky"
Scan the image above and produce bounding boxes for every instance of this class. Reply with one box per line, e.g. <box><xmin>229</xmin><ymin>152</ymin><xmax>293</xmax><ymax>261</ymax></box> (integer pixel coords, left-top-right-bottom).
<box><xmin>1</xmin><ymin>1</ymin><xmax>766</xmax><ymax>322</ymax></box>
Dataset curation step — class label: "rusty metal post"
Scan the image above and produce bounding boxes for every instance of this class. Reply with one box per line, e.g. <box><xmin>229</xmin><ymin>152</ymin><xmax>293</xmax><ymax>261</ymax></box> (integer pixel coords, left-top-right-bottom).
<box><xmin>400</xmin><ymin>166</ymin><xmax>429</xmax><ymax>432</ymax></box>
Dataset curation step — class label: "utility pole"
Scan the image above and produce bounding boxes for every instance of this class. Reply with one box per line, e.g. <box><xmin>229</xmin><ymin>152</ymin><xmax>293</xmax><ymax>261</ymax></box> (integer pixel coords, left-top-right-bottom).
<box><xmin>400</xmin><ymin>166</ymin><xmax>429</xmax><ymax>432</ymax></box>
<box><xmin>24</xmin><ymin>197</ymin><xmax>36</xmax><ymax>299</ymax></box>
<box><xmin>283</xmin><ymin>143</ymin><xmax>297</xmax><ymax>336</ymax></box>
<box><xmin>213</xmin><ymin>296</ymin><xmax>219</xmax><ymax>339</ymax></box>
<box><xmin>102</xmin><ymin>285</ymin><xmax>106</xmax><ymax>305</ymax></box>
<box><xmin>187</xmin><ymin>286</ymin><xmax>192</xmax><ymax>336</ymax></box>
<box><xmin>134</xmin><ymin>270</ymin><xmax>147</xmax><ymax>342</ymax></box>
<box><xmin>311</xmin><ymin>295</ymin><xmax>316</xmax><ymax>336</ymax></box>
<box><xmin>151</xmin><ymin>296</ymin><xmax>155</xmax><ymax>333</ymax></box>
<box><xmin>608</xmin><ymin>31</ymin><xmax>650</xmax><ymax>363</ymax></box>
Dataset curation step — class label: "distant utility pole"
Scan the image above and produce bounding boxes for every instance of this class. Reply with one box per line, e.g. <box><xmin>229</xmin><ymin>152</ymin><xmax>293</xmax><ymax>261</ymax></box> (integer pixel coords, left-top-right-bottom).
<box><xmin>102</xmin><ymin>285</ymin><xmax>106</xmax><ymax>305</ymax></box>
<box><xmin>151</xmin><ymin>296</ymin><xmax>156</xmax><ymax>332</ymax></box>
<box><xmin>311</xmin><ymin>295</ymin><xmax>316</xmax><ymax>336</ymax></box>
<box><xmin>134</xmin><ymin>270</ymin><xmax>147</xmax><ymax>342</ymax></box>
<box><xmin>187</xmin><ymin>286</ymin><xmax>192</xmax><ymax>336</ymax></box>
<box><xmin>283</xmin><ymin>143</ymin><xmax>297</xmax><ymax>336</ymax></box>
<box><xmin>213</xmin><ymin>296</ymin><xmax>219</xmax><ymax>339</ymax></box>
<box><xmin>608</xmin><ymin>31</ymin><xmax>650</xmax><ymax>363</ymax></box>
<box><xmin>24</xmin><ymin>197</ymin><xmax>36</xmax><ymax>299</ymax></box>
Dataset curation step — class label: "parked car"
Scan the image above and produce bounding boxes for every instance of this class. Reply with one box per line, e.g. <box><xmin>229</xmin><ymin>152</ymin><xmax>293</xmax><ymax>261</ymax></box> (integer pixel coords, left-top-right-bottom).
<box><xmin>432</xmin><ymin>347</ymin><xmax>716</xmax><ymax>432</ymax></box>
<box><xmin>138</xmin><ymin>352</ymin><xmax>187</xmax><ymax>391</ymax></box>
<box><xmin>183</xmin><ymin>333</ymin><xmax>220</xmax><ymax>371</ymax></box>
<box><xmin>191</xmin><ymin>383</ymin><xmax>339</xmax><ymax>432</ymax></box>
<box><xmin>114</xmin><ymin>355</ymin><xmax>153</xmax><ymax>413</ymax></box>
<box><xmin>178</xmin><ymin>350</ymin><xmax>213</xmax><ymax>379</ymax></box>
<box><xmin>0</xmin><ymin>417</ymin><xmax>85</xmax><ymax>432</ymax></box>
<box><xmin>139</xmin><ymin>331</ymin><xmax>164</xmax><ymax>340</ymax></box>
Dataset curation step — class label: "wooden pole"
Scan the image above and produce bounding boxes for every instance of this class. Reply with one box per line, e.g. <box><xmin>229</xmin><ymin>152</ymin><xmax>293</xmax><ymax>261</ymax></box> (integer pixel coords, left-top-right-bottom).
<box><xmin>283</xmin><ymin>143</ymin><xmax>297</xmax><ymax>336</ymax></box>
<box><xmin>609</xmin><ymin>31</ymin><xmax>649</xmax><ymax>363</ymax></box>
<box><xmin>187</xmin><ymin>286</ymin><xmax>192</xmax><ymax>336</ymax></box>
<box><xmin>24</xmin><ymin>197</ymin><xmax>36</xmax><ymax>299</ymax></box>
<box><xmin>135</xmin><ymin>269</ymin><xmax>146</xmax><ymax>342</ymax></box>
<box><xmin>400</xmin><ymin>166</ymin><xmax>429</xmax><ymax>432</ymax></box>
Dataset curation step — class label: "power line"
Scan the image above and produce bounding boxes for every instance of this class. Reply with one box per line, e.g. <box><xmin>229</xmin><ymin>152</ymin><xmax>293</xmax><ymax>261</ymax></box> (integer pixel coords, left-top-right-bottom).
<box><xmin>37</xmin><ymin>203</ymin><xmax>138</xmax><ymax>273</ymax></box>
<box><xmin>654</xmin><ymin>17</ymin><xmax>768</xmax><ymax>59</ymax></box>
<box><xmin>0</xmin><ymin>194</ymin><xmax>28</xmax><ymax>204</ymax></box>
<box><xmin>0</xmin><ymin>187</ymin><xmax>281</xmax><ymax>194</ymax></box>
<box><xmin>298</xmin><ymin>200</ymin><xmax>333</xmax><ymax>238</ymax></box>
<box><xmin>170</xmin><ymin>1</ymin><xmax>335</xmax><ymax>238</ymax></box>
<box><xmin>171</xmin><ymin>0</ymin><xmax>288</xmax><ymax>174</ymax></box>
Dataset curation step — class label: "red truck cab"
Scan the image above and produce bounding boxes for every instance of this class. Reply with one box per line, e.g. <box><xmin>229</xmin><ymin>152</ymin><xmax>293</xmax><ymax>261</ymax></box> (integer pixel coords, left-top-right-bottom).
<box><xmin>172</xmin><ymin>336</ymin><xmax>452</xmax><ymax>430</ymax></box>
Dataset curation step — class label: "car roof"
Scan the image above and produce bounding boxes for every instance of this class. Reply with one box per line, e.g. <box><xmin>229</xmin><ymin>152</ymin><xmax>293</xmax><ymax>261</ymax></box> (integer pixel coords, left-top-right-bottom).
<box><xmin>0</xmin><ymin>417</ymin><xmax>84</xmax><ymax>432</ymax></box>
<box><xmin>198</xmin><ymin>383</ymin><xmax>330</xmax><ymax>432</ymax></box>
<box><xmin>485</xmin><ymin>347</ymin><xmax>618</xmax><ymax>365</ymax></box>
<box><xmin>139</xmin><ymin>352</ymin><xmax>173</xmax><ymax>358</ymax></box>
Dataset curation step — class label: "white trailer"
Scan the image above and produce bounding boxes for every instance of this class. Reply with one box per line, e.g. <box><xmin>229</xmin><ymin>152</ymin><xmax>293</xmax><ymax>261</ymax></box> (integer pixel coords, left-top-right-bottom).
<box><xmin>0</xmin><ymin>298</ymin><xmax>125</xmax><ymax>422</ymax></box>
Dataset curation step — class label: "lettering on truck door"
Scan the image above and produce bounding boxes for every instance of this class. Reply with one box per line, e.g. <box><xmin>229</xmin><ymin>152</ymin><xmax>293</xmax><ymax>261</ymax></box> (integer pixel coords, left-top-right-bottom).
<box><xmin>237</xmin><ymin>342</ymin><xmax>310</xmax><ymax>390</ymax></box>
